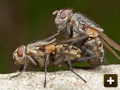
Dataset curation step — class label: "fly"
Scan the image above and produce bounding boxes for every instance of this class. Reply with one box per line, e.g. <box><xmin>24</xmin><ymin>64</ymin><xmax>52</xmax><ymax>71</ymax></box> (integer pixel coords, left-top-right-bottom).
<box><xmin>46</xmin><ymin>8</ymin><xmax>120</xmax><ymax>67</ymax></box>
<box><xmin>11</xmin><ymin>36</ymin><xmax>88</xmax><ymax>87</ymax></box>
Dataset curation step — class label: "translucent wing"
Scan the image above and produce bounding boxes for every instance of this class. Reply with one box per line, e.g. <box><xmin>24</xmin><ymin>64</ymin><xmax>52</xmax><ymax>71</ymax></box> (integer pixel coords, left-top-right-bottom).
<box><xmin>94</xmin><ymin>28</ymin><xmax>120</xmax><ymax>51</ymax></box>
<box><xmin>101</xmin><ymin>38</ymin><xmax>120</xmax><ymax>60</ymax></box>
<box><xmin>84</xmin><ymin>24</ymin><xmax>120</xmax><ymax>60</ymax></box>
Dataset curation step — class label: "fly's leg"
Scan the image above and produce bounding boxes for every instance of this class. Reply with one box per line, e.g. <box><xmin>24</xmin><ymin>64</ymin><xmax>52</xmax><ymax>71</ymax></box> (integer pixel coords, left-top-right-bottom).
<box><xmin>56</xmin><ymin>46</ymin><xmax>96</xmax><ymax>68</ymax></box>
<box><xmin>43</xmin><ymin>32</ymin><xmax>59</xmax><ymax>41</ymax></box>
<box><xmin>77</xmin><ymin>46</ymin><xmax>95</xmax><ymax>62</ymax></box>
<box><xmin>13</xmin><ymin>65</ymin><xmax>24</xmax><ymax>73</ymax></box>
<box><xmin>18</xmin><ymin>65</ymin><xmax>24</xmax><ymax>72</ymax></box>
<box><xmin>43</xmin><ymin>20</ymin><xmax>67</xmax><ymax>41</ymax></box>
<box><xmin>66</xmin><ymin>22</ymin><xmax>71</xmax><ymax>37</ymax></box>
<box><xmin>65</xmin><ymin>55</ymin><xmax>87</xmax><ymax>83</ymax></box>
<box><xmin>71</xmin><ymin>66</ymin><xmax>95</xmax><ymax>70</ymax></box>
<box><xmin>77</xmin><ymin>46</ymin><xmax>102</xmax><ymax>67</ymax></box>
<box><xmin>53</xmin><ymin>56</ymin><xmax>68</xmax><ymax>67</ymax></box>
<box><xmin>10</xmin><ymin>56</ymin><xmax>27</xmax><ymax>79</ymax></box>
<box><xmin>11</xmin><ymin>55</ymin><xmax>38</xmax><ymax>79</ymax></box>
<box><xmin>54</xmin><ymin>56</ymin><xmax>66</xmax><ymax>65</ymax></box>
<box><xmin>71</xmin><ymin>46</ymin><xmax>102</xmax><ymax>67</ymax></box>
<box><xmin>59</xmin><ymin>63</ymin><xmax>68</xmax><ymax>68</ymax></box>
<box><xmin>53</xmin><ymin>55</ymin><xmax>87</xmax><ymax>83</ymax></box>
<box><xmin>44</xmin><ymin>53</ymin><xmax>50</xmax><ymax>87</ymax></box>
<box><xmin>59</xmin><ymin>45</ymin><xmax>96</xmax><ymax>68</ymax></box>
<box><xmin>26</xmin><ymin>55</ymin><xmax>38</xmax><ymax>66</ymax></box>
<box><xmin>71</xmin><ymin>45</ymin><xmax>95</xmax><ymax>63</ymax></box>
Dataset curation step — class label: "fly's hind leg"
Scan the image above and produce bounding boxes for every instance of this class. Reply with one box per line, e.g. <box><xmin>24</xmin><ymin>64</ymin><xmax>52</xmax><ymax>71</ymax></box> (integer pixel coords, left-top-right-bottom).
<box><xmin>81</xmin><ymin>46</ymin><xmax>102</xmax><ymax>67</ymax></box>
<box><xmin>65</xmin><ymin>55</ymin><xmax>87</xmax><ymax>83</ymax></box>
<box><xmin>76</xmin><ymin>45</ymin><xmax>96</xmax><ymax>62</ymax></box>
<box><xmin>72</xmin><ymin>45</ymin><xmax>102</xmax><ymax>67</ymax></box>
<box><xmin>53</xmin><ymin>55</ymin><xmax>87</xmax><ymax>83</ymax></box>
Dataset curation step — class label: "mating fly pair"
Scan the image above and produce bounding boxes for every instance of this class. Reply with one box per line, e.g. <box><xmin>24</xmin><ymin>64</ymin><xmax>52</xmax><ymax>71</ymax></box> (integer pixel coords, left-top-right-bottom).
<box><xmin>12</xmin><ymin>8</ymin><xmax>120</xmax><ymax>87</ymax></box>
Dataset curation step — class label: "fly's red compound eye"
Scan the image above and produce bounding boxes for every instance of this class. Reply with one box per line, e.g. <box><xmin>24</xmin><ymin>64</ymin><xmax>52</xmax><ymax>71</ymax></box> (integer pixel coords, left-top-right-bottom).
<box><xmin>60</xmin><ymin>8</ymin><xmax>72</xmax><ymax>19</ymax></box>
<box><xmin>17</xmin><ymin>45</ymin><xmax>24</xmax><ymax>57</ymax></box>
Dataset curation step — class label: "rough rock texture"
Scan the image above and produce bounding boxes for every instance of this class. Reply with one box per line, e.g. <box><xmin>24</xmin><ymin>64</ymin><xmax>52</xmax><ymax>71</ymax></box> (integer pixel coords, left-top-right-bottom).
<box><xmin>0</xmin><ymin>65</ymin><xmax>120</xmax><ymax>90</ymax></box>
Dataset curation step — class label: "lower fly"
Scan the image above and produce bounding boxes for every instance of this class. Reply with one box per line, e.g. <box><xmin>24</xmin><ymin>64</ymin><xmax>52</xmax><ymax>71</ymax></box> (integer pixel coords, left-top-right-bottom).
<box><xmin>12</xmin><ymin>38</ymin><xmax>87</xmax><ymax>87</ymax></box>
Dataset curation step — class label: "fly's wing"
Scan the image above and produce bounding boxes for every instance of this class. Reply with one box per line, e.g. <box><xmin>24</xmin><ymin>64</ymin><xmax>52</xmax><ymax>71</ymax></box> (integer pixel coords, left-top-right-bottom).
<box><xmin>84</xmin><ymin>24</ymin><xmax>120</xmax><ymax>60</ymax></box>
<box><xmin>101</xmin><ymin>38</ymin><xmax>120</xmax><ymax>60</ymax></box>
<box><xmin>91</xmin><ymin>26</ymin><xmax>104</xmax><ymax>32</ymax></box>
<box><xmin>97</xmin><ymin>30</ymin><xmax>120</xmax><ymax>51</ymax></box>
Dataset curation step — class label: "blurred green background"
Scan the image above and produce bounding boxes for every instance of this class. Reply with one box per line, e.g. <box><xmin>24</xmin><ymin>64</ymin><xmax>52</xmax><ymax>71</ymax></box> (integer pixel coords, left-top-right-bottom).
<box><xmin>0</xmin><ymin>0</ymin><xmax>120</xmax><ymax>73</ymax></box>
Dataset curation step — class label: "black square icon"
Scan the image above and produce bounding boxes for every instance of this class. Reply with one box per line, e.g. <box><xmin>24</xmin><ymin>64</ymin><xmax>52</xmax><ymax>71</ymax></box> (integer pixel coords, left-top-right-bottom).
<box><xmin>104</xmin><ymin>74</ymin><xmax>118</xmax><ymax>87</ymax></box>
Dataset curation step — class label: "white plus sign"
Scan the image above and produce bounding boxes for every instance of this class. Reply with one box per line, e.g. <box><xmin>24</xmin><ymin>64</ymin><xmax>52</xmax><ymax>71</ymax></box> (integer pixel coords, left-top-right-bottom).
<box><xmin>107</xmin><ymin>77</ymin><xmax>114</xmax><ymax>85</ymax></box>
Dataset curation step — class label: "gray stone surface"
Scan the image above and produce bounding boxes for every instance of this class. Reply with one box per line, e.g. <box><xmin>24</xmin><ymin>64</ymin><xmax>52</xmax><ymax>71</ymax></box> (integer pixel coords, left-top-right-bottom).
<box><xmin>0</xmin><ymin>65</ymin><xmax>120</xmax><ymax>90</ymax></box>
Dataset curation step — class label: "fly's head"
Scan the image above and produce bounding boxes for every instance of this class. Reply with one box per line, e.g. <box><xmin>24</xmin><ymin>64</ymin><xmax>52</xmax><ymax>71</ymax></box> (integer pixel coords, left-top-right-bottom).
<box><xmin>53</xmin><ymin>8</ymin><xmax>73</xmax><ymax>28</ymax></box>
<box><xmin>13</xmin><ymin>45</ymin><xmax>26</xmax><ymax>65</ymax></box>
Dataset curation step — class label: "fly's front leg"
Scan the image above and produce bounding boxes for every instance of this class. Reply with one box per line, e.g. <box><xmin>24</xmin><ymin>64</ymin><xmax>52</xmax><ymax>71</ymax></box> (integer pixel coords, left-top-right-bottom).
<box><xmin>43</xmin><ymin>20</ymin><xmax>68</xmax><ymax>41</ymax></box>
<box><xmin>44</xmin><ymin>53</ymin><xmax>50</xmax><ymax>87</ymax></box>
<box><xmin>66</xmin><ymin>21</ymin><xmax>71</xmax><ymax>37</ymax></box>
<box><xmin>26</xmin><ymin>55</ymin><xmax>38</xmax><ymax>66</ymax></box>
<box><xmin>13</xmin><ymin>65</ymin><xmax>24</xmax><ymax>73</ymax></box>
<box><xmin>10</xmin><ymin>55</ymin><xmax>38</xmax><ymax>79</ymax></box>
<box><xmin>10</xmin><ymin>56</ymin><xmax>27</xmax><ymax>79</ymax></box>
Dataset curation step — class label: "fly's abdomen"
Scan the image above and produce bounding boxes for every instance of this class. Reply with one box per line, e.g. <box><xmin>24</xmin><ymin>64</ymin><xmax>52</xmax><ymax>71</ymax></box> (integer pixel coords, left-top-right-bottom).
<box><xmin>84</xmin><ymin>37</ymin><xmax>104</xmax><ymax>66</ymax></box>
<box><xmin>55</xmin><ymin>44</ymin><xmax>81</xmax><ymax>61</ymax></box>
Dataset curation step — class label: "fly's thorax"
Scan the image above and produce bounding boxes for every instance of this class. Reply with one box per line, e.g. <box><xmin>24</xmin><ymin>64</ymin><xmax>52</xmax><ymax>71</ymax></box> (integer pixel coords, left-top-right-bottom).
<box><xmin>84</xmin><ymin>37</ymin><xmax>104</xmax><ymax>66</ymax></box>
<box><xmin>27</xmin><ymin>41</ymin><xmax>47</xmax><ymax>51</ymax></box>
<box><xmin>26</xmin><ymin>39</ymin><xmax>56</xmax><ymax>51</ymax></box>
<box><xmin>70</xmin><ymin>13</ymin><xmax>102</xmax><ymax>37</ymax></box>
<box><xmin>26</xmin><ymin>46</ymin><xmax>47</xmax><ymax>67</ymax></box>
<box><xmin>69</xmin><ymin>13</ymin><xmax>87</xmax><ymax>37</ymax></box>
<box><xmin>71</xmin><ymin>13</ymin><xmax>99</xmax><ymax>27</ymax></box>
<box><xmin>54</xmin><ymin>44</ymin><xmax>81</xmax><ymax>61</ymax></box>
